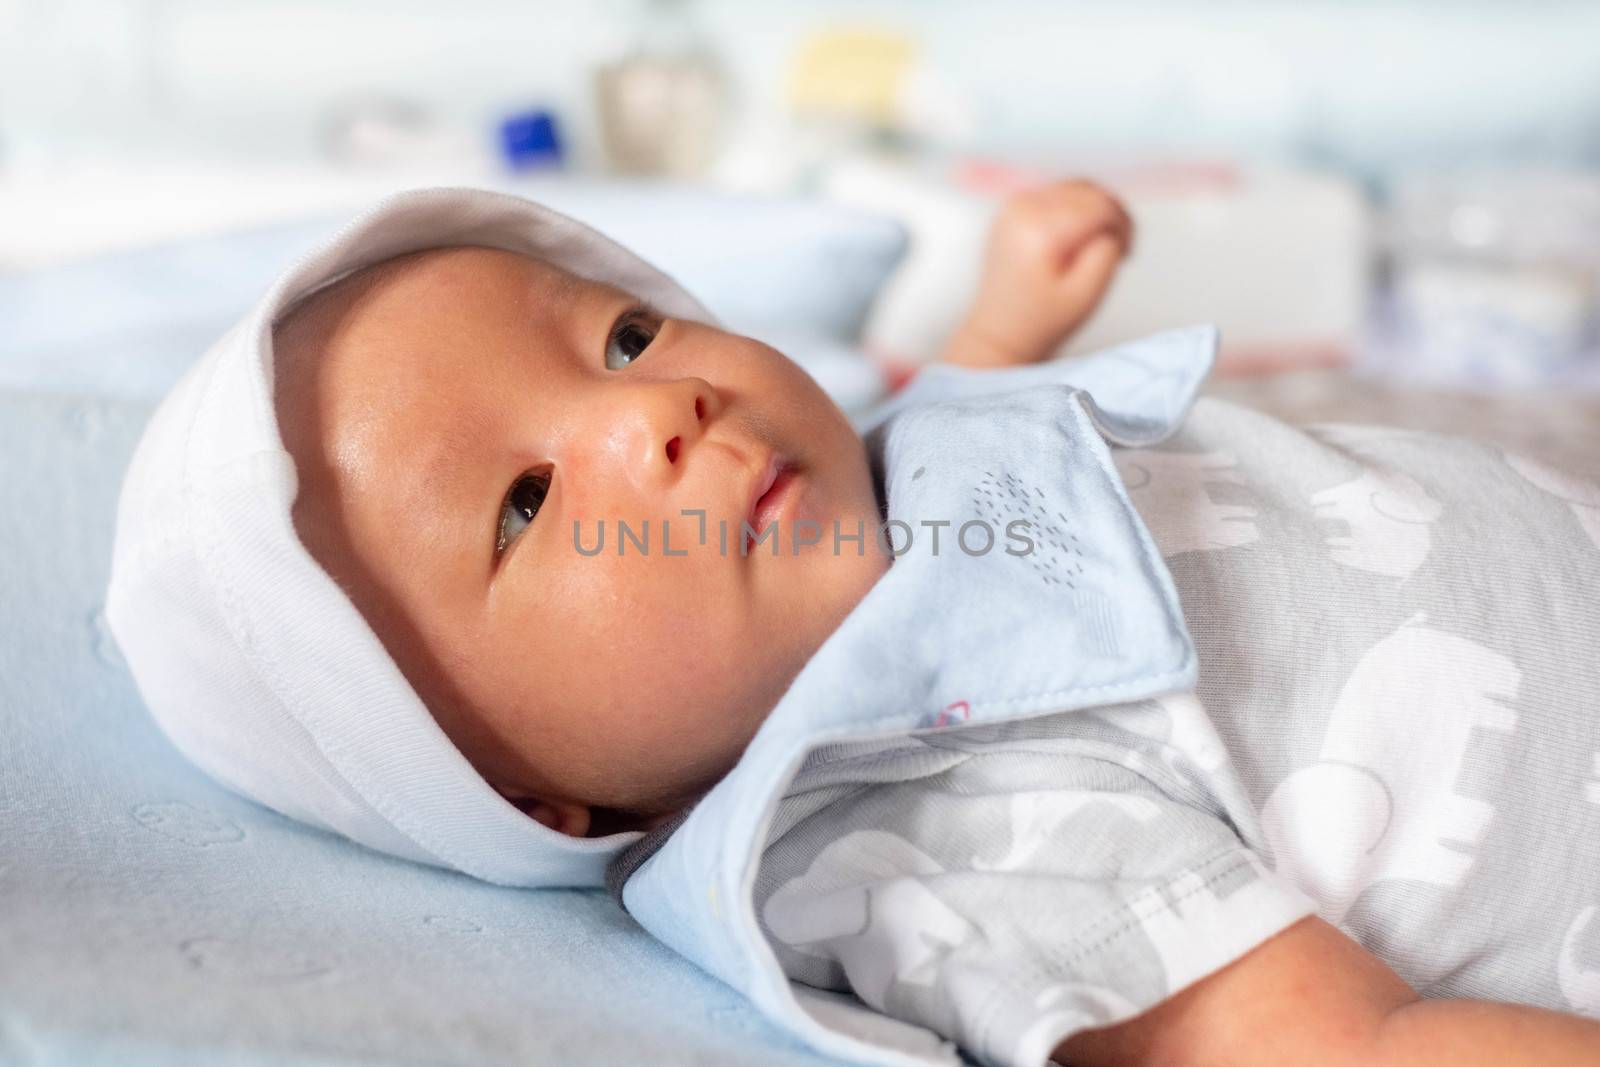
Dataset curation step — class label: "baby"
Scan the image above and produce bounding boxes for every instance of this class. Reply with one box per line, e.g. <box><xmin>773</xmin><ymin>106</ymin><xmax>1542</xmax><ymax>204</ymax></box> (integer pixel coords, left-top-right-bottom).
<box><xmin>265</xmin><ymin>182</ymin><xmax>1128</xmax><ymax>839</ymax></box>
<box><xmin>105</xmin><ymin>183</ymin><xmax>1600</xmax><ymax>1067</ymax></box>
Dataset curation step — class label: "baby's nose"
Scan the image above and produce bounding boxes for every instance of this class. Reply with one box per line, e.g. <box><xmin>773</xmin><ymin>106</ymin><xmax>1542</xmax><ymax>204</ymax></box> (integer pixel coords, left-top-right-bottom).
<box><xmin>617</xmin><ymin>376</ymin><xmax>718</xmax><ymax>491</ymax></box>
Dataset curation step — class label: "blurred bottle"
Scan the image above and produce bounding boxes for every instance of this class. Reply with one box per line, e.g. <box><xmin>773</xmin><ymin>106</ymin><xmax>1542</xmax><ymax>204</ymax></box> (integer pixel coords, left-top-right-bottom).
<box><xmin>594</xmin><ymin>0</ymin><xmax>728</xmax><ymax>178</ymax></box>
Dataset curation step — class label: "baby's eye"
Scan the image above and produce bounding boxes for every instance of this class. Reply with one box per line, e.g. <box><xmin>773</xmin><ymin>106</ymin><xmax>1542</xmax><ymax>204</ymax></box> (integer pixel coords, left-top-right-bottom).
<box><xmin>496</xmin><ymin>471</ymin><xmax>551</xmax><ymax>555</ymax></box>
<box><xmin>605</xmin><ymin>309</ymin><xmax>658</xmax><ymax>370</ymax></box>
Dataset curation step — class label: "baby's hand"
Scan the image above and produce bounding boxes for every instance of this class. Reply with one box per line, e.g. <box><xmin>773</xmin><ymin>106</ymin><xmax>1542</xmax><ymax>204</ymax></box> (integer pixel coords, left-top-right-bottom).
<box><xmin>940</xmin><ymin>179</ymin><xmax>1133</xmax><ymax>369</ymax></box>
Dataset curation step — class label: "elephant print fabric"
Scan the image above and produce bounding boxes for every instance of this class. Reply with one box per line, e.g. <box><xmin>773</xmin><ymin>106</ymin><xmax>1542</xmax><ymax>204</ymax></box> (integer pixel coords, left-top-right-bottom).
<box><xmin>753</xmin><ymin>396</ymin><xmax>1600</xmax><ymax>1067</ymax></box>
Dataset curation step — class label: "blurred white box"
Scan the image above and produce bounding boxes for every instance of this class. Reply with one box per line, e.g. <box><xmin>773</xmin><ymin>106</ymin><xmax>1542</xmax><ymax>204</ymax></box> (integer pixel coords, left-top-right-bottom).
<box><xmin>825</xmin><ymin>157</ymin><xmax>1372</xmax><ymax>373</ymax></box>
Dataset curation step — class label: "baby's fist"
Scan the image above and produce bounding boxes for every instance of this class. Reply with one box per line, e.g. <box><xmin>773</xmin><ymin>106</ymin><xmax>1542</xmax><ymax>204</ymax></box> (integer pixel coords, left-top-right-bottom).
<box><xmin>944</xmin><ymin>179</ymin><xmax>1133</xmax><ymax>369</ymax></box>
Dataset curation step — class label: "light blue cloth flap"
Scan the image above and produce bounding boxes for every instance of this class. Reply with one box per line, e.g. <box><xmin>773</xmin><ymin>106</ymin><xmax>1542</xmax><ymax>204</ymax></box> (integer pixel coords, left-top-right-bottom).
<box><xmin>851</xmin><ymin>325</ymin><xmax>1219</xmax><ymax>446</ymax></box>
<box><xmin>621</xmin><ymin>326</ymin><xmax>1218</xmax><ymax>1067</ymax></box>
<box><xmin>0</xmin><ymin>389</ymin><xmax>855</xmax><ymax>1067</ymax></box>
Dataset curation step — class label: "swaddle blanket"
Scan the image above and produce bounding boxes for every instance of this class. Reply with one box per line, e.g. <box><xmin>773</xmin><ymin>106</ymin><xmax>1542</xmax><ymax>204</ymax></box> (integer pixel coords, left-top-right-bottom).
<box><xmin>748</xmin><ymin>389</ymin><xmax>1600</xmax><ymax>1066</ymax></box>
<box><xmin>610</xmin><ymin>326</ymin><xmax>1223</xmax><ymax>1066</ymax></box>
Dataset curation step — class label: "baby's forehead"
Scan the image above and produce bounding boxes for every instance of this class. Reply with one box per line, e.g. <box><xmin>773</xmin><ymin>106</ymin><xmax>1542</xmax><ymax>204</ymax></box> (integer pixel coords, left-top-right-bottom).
<box><xmin>272</xmin><ymin>245</ymin><xmax>604</xmax><ymax>390</ymax></box>
<box><xmin>270</xmin><ymin>240</ymin><xmax>663</xmax><ymax>504</ymax></box>
<box><xmin>282</xmin><ymin>245</ymin><xmax>580</xmax><ymax>332</ymax></box>
<box><xmin>271</xmin><ymin>244</ymin><xmax>620</xmax><ymax>514</ymax></box>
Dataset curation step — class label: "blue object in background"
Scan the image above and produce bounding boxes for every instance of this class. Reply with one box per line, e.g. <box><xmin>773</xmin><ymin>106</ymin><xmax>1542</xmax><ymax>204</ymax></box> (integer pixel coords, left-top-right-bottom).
<box><xmin>498</xmin><ymin>108</ymin><xmax>564</xmax><ymax>170</ymax></box>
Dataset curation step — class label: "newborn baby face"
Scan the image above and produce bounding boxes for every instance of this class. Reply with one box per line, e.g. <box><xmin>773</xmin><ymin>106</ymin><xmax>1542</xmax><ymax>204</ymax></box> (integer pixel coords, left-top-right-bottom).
<box><xmin>274</xmin><ymin>246</ymin><xmax>888</xmax><ymax>837</ymax></box>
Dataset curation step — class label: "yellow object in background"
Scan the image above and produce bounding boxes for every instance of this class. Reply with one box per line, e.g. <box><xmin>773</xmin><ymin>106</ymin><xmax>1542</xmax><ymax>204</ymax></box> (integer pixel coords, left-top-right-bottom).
<box><xmin>787</xmin><ymin>27</ymin><xmax>917</xmax><ymax>127</ymax></box>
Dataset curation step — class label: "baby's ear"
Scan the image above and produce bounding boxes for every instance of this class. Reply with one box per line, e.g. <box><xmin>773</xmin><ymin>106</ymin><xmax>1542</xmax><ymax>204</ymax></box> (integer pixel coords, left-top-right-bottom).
<box><xmin>501</xmin><ymin>792</ymin><xmax>591</xmax><ymax>837</ymax></box>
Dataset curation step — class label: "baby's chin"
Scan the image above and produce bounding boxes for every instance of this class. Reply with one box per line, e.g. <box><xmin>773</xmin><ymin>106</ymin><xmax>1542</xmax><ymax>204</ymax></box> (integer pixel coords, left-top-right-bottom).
<box><xmin>575</xmin><ymin>546</ymin><xmax>887</xmax><ymax>833</ymax></box>
<box><xmin>605</xmin><ymin>695</ymin><xmax>789</xmax><ymax>820</ymax></box>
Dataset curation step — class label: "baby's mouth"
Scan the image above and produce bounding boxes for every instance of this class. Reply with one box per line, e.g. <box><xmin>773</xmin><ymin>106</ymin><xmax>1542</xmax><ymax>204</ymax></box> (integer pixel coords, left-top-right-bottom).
<box><xmin>745</xmin><ymin>461</ymin><xmax>802</xmax><ymax>553</ymax></box>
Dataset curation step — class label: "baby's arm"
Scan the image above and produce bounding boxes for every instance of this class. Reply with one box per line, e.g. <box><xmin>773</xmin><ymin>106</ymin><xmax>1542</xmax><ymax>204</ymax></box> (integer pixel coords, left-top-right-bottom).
<box><xmin>938</xmin><ymin>179</ymin><xmax>1133</xmax><ymax>370</ymax></box>
<box><xmin>1056</xmin><ymin>912</ymin><xmax>1600</xmax><ymax>1067</ymax></box>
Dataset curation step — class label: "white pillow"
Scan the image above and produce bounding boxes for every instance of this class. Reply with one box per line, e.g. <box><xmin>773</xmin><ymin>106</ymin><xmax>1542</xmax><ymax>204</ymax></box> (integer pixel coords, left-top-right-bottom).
<box><xmin>0</xmin><ymin>180</ymin><xmax>906</xmax><ymax>407</ymax></box>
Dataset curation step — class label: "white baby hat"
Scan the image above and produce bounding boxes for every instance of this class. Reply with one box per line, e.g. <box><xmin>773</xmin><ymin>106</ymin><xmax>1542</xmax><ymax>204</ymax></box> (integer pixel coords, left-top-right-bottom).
<box><xmin>104</xmin><ymin>186</ymin><xmax>718</xmax><ymax>887</ymax></box>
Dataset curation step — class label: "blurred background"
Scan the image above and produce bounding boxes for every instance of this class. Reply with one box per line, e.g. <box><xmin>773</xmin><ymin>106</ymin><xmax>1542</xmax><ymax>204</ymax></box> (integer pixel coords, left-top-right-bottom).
<box><xmin>3</xmin><ymin>10</ymin><xmax>1599</xmax><ymax>1059</ymax></box>
<box><xmin>4</xmin><ymin>0</ymin><xmax>1600</xmax><ymax>412</ymax></box>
